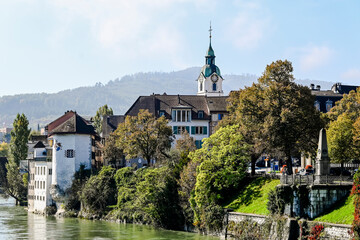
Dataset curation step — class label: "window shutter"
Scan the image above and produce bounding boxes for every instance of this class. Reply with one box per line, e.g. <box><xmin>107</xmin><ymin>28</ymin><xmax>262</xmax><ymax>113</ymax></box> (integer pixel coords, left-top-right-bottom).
<box><xmin>191</xmin><ymin>126</ymin><xmax>195</xmax><ymax>134</ymax></box>
<box><xmin>172</xmin><ymin>110</ymin><xmax>176</xmax><ymax>121</ymax></box>
<box><xmin>173</xmin><ymin>126</ymin><xmax>178</xmax><ymax>134</ymax></box>
<box><xmin>203</xmin><ymin>126</ymin><xmax>207</xmax><ymax>135</ymax></box>
<box><xmin>195</xmin><ymin>140</ymin><xmax>200</xmax><ymax>149</ymax></box>
<box><xmin>185</xmin><ymin>126</ymin><xmax>189</xmax><ymax>133</ymax></box>
<box><xmin>188</xmin><ymin>111</ymin><xmax>192</xmax><ymax>122</ymax></box>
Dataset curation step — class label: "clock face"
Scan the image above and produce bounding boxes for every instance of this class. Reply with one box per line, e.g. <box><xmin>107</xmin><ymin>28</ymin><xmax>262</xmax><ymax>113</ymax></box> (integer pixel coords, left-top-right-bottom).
<box><xmin>211</xmin><ymin>74</ymin><xmax>218</xmax><ymax>82</ymax></box>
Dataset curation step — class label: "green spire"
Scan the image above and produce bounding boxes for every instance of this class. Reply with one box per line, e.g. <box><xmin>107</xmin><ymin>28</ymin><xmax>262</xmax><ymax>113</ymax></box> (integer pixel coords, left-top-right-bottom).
<box><xmin>206</xmin><ymin>22</ymin><xmax>215</xmax><ymax>57</ymax></box>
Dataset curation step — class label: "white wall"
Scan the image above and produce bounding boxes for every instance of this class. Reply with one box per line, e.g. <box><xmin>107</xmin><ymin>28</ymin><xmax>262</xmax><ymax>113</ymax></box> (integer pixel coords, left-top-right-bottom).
<box><xmin>51</xmin><ymin>134</ymin><xmax>91</xmax><ymax>194</ymax></box>
<box><xmin>33</xmin><ymin>161</ymin><xmax>52</xmax><ymax>213</ymax></box>
<box><xmin>169</xmin><ymin>120</ymin><xmax>209</xmax><ymax>142</ymax></box>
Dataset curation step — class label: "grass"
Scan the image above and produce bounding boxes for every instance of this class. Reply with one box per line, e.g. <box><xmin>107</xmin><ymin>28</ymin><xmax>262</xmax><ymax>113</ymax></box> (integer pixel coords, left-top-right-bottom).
<box><xmin>224</xmin><ymin>177</ymin><xmax>280</xmax><ymax>215</ymax></box>
<box><xmin>313</xmin><ymin>195</ymin><xmax>354</xmax><ymax>225</ymax></box>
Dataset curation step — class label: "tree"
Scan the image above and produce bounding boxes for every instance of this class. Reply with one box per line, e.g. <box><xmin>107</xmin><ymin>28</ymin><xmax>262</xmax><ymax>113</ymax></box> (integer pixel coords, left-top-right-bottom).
<box><xmin>5</xmin><ymin>113</ymin><xmax>30</xmax><ymax>204</ymax></box>
<box><xmin>328</xmin><ymin>114</ymin><xmax>356</xmax><ymax>169</ymax></box>
<box><xmin>175</xmin><ymin>131</ymin><xmax>196</xmax><ymax>154</ymax></box>
<box><xmin>114</xmin><ymin>109</ymin><xmax>173</xmax><ymax>166</ymax></box>
<box><xmin>189</xmin><ymin>125</ymin><xmax>250</xmax><ymax>231</ymax></box>
<box><xmin>102</xmin><ymin>133</ymin><xmax>124</xmax><ymax>168</ymax></box>
<box><xmin>93</xmin><ymin>104</ymin><xmax>113</xmax><ymax>135</ymax></box>
<box><xmin>328</xmin><ymin>89</ymin><xmax>360</xmax><ymax>122</ymax></box>
<box><xmin>0</xmin><ymin>142</ymin><xmax>9</xmax><ymax>157</ymax></box>
<box><xmin>9</xmin><ymin>113</ymin><xmax>31</xmax><ymax>165</ymax></box>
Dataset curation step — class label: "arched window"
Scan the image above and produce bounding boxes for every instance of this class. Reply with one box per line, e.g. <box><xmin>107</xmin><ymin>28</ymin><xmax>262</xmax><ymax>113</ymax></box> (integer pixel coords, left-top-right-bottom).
<box><xmin>326</xmin><ymin>100</ymin><xmax>333</xmax><ymax>112</ymax></box>
<box><xmin>200</xmin><ymin>82</ymin><xmax>203</xmax><ymax>91</ymax></box>
<box><xmin>212</xmin><ymin>83</ymin><xmax>217</xmax><ymax>91</ymax></box>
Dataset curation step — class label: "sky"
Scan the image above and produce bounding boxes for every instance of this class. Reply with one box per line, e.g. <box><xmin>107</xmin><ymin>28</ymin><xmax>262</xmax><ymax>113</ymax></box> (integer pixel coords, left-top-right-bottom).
<box><xmin>1</xmin><ymin>0</ymin><xmax>360</xmax><ymax>96</ymax></box>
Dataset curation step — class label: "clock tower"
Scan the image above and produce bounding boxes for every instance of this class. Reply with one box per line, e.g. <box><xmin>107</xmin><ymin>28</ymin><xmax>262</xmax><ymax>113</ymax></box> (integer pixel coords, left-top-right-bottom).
<box><xmin>197</xmin><ymin>24</ymin><xmax>224</xmax><ymax>97</ymax></box>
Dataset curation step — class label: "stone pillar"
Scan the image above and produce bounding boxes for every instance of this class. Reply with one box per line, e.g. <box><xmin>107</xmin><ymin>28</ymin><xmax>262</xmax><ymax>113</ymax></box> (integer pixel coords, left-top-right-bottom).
<box><xmin>315</xmin><ymin>128</ymin><xmax>330</xmax><ymax>176</ymax></box>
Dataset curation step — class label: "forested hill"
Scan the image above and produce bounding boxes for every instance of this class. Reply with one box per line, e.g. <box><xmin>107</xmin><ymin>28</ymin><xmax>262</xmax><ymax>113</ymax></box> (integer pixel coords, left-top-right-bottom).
<box><xmin>0</xmin><ymin>67</ymin><xmax>333</xmax><ymax>128</ymax></box>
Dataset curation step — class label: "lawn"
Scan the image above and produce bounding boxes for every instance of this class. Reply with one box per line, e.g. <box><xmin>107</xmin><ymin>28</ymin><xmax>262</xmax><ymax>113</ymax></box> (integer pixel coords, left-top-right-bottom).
<box><xmin>313</xmin><ymin>195</ymin><xmax>354</xmax><ymax>225</ymax></box>
<box><xmin>224</xmin><ymin>177</ymin><xmax>280</xmax><ymax>215</ymax></box>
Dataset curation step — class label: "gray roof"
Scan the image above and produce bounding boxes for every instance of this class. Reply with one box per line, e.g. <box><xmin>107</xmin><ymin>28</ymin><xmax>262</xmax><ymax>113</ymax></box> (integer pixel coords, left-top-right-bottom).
<box><xmin>102</xmin><ymin>115</ymin><xmax>125</xmax><ymax>138</ymax></box>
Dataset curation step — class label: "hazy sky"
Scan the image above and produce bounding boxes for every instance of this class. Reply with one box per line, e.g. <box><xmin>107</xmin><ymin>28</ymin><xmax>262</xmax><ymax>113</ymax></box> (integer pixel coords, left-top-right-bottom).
<box><xmin>1</xmin><ymin>0</ymin><xmax>360</xmax><ymax>96</ymax></box>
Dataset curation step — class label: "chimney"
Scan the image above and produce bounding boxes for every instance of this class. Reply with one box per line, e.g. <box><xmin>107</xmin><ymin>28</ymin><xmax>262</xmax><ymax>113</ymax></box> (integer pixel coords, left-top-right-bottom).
<box><xmin>316</xmin><ymin>85</ymin><xmax>321</xmax><ymax>91</ymax></box>
<box><xmin>310</xmin><ymin>84</ymin><xmax>315</xmax><ymax>90</ymax></box>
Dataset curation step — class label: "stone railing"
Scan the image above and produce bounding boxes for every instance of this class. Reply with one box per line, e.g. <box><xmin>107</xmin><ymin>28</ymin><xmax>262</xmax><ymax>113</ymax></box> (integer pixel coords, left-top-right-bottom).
<box><xmin>280</xmin><ymin>175</ymin><xmax>353</xmax><ymax>185</ymax></box>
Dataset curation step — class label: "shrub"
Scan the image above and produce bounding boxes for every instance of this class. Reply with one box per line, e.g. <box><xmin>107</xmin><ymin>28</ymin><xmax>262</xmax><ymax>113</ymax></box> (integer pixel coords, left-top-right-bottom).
<box><xmin>80</xmin><ymin>166</ymin><xmax>117</xmax><ymax>216</ymax></box>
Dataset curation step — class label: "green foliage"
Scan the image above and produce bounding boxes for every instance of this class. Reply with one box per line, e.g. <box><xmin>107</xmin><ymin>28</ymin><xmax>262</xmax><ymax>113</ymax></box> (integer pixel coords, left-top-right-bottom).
<box><xmin>112</xmin><ymin>167</ymin><xmax>183</xmax><ymax>230</ymax></box>
<box><xmin>352</xmin><ymin>169</ymin><xmax>360</xmax><ymax>239</ymax></box>
<box><xmin>227</xmin><ymin>217</ymin><xmax>273</xmax><ymax>240</ymax></box>
<box><xmin>9</xmin><ymin>113</ymin><xmax>31</xmax><ymax>165</ymax></box>
<box><xmin>225</xmin><ymin>177</ymin><xmax>280</xmax><ymax>215</ymax></box>
<box><xmin>267</xmin><ymin>185</ymin><xmax>293</xmax><ymax>215</ymax></box>
<box><xmin>114</xmin><ymin>109</ymin><xmax>173</xmax><ymax>166</ymax></box>
<box><xmin>0</xmin><ymin>142</ymin><xmax>9</xmax><ymax>157</ymax></box>
<box><xmin>93</xmin><ymin>104</ymin><xmax>113</xmax><ymax>135</ymax></box>
<box><xmin>3</xmin><ymin>113</ymin><xmax>30</xmax><ymax>203</ymax></box>
<box><xmin>189</xmin><ymin>125</ymin><xmax>250</xmax><ymax>231</ymax></box>
<box><xmin>327</xmin><ymin>114</ymin><xmax>356</xmax><ymax>165</ymax></box>
<box><xmin>80</xmin><ymin>166</ymin><xmax>117</xmax><ymax>216</ymax></box>
<box><xmin>102</xmin><ymin>134</ymin><xmax>124</xmax><ymax>167</ymax></box>
<box><xmin>65</xmin><ymin>165</ymin><xmax>92</xmax><ymax>211</ymax></box>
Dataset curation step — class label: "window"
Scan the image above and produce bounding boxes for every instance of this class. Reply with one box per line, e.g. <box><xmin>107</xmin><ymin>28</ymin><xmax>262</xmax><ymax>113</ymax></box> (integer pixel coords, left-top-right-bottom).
<box><xmin>173</xmin><ymin>126</ymin><xmax>190</xmax><ymax>134</ymax></box>
<box><xmin>326</xmin><ymin>100</ymin><xmax>333</xmax><ymax>112</ymax></box>
<box><xmin>65</xmin><ymin>149</ymin><xmax>74</xmax><ymax>158</ymax></box>
<box><xmin>198</xmin><ymin>111</ymin><xmax>204</xmax><ymax>119</ymax></box>
<box><xmin>314</xmin><ymin>101</ymin><xmax>320</xmax><ymax>111</ymax></box>
<box><xmin>218</xmin><ymin>114</ymin><xmax>223</xmax><ymax>120</ymax></box>
<box><xmin>172</xmin><ymin>110</ymin><xmax>191</xmax><ymax>122</ymax></box>
<box><xmin>212</xmin><ymin>83</ymin><xmax>217</xmax><ymax>91</ymax></box>
<box><xmin>195</xmin><ymin>140</ymin><xmax>203</xmax><ymax>149</ymax></box>
<box><xmin>159</xmin><ymin>110</ymin><xmax>165</xmax><ymax>117</ymax></box>
<box><xmin>200</xmin><ymin>82</ymin><xmax>203</xmax><ymax>91</ymax></box>
<box><xmin>49</xmin><ymin>169</ymin><xmax>52</xmax><ymax>175</ymax></box>
<box><xmin>191</xmin><ymin>126</ymin><xmax>208</xmax><ymax>135</ymax></box>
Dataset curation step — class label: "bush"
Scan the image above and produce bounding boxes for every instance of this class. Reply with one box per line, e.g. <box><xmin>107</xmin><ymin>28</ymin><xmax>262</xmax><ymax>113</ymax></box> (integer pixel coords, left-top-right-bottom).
<box><xmin>80</xmin><ymin>166</ymin><xmax>117</xmax><ymax>216</ymax></box>
<box><xmin>267</xmin><ymin>185</ymin><xmax>293</xmax><ymax>215</ymax></box>
<box><xmin>112</xmin><ymin>167</ymin><xmax>183</xmax><ymax>229</ymax></box>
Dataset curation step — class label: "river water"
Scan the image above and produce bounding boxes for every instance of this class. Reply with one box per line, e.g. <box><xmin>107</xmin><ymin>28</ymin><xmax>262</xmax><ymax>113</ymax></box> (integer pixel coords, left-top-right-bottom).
<box><xmin>0</xmin><ymin>197</ymin><xmax>218</xmax><ymax>240</ymax></box>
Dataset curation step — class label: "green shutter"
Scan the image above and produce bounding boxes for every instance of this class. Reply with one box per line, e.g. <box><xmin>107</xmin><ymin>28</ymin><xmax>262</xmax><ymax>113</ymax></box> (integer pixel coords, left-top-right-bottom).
<box><xmin>195</xmin><ymin>140</ymin><xmax>200</xmax><ymax>149</ymax></box>
<box><xmin>185</xmin><ymin>126</ymin><xmax>189</xmax><ymax>133</ymax></box>
<box><xmin>172</xmin><ymin>110</ymin><xmax>176</xmax><ymax>121</ymax></box>
<box><xmin>200</xmin><ymin>140</ymin><xmax>203</xmax><ymax>148</ymax></box>
<box><xmin>203</xmin><ymin>126</ymin><xmax>207</xmax><ymax>135</ymax></box>
<box><xmin>173</xmin><ymin>126</ymin><xmax>178</xmax><ymax>134</ymax></box>
<box><xmin>191</xmin><ymin>126</ymin><xmax>195</xmax><ymax>135</ymax></box>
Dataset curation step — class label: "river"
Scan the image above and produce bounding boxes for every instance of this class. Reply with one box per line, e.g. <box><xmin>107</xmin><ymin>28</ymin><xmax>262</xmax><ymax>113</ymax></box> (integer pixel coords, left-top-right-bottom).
<box><xmin>0</xmin><ymin>196</ymin><xmax>218</xmax><ymax>240</ymax></box>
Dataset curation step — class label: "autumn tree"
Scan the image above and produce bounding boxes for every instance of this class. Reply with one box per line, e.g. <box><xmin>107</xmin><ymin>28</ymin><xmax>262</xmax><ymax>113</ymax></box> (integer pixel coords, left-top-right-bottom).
<box><xmin>224</xmin><ymin>60</ymin><xmax>324</xmax><ymax>174</ymax></box>
<box><xmin>328</xmin><ymin>89</ymin><xmax>360</xmax><ymax>122</ymax></box>
<box><xmin>327</xmin><ymin>114</ymin><xmax>356</xmax><ymax>169</ymax></box>
<box><xmin>5</xmin><ymin>113</ymin><xmax>31</xmax><ymax>204</ymax></box>
<box><xmin>102</xmin><ymin>133</ymin><xmax>124</xmax><ymax>168</ymax></box>
<box><xmin>114</xmin><ymin>109</ymin><xmax>173</xmax><ymax>166</ymax></box>
<box><xmin>93</xmin><ymin>104</ymin><xmax>113</xmax><ymax>135</ymax></box>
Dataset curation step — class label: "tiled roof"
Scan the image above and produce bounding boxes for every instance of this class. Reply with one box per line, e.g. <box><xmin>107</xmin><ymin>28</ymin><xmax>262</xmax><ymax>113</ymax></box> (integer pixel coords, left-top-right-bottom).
<box><xmin>102</xmin><ymin>115</ymin><xmax>125</xmax><ymax>138</ymax></box>
<box><xmin>47</xmin><ymin>111</ymin><xmax>96</xmax><ymax>136</ymax></box>
<box><xmin>126</xmin><ymin>94</ymin><xmax>228</xmax><ymax>120</ymax></box>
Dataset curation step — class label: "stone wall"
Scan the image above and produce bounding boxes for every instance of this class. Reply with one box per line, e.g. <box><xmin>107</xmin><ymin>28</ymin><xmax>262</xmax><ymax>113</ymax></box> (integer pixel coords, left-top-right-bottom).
<box><xmin>222</xmin><ymin>212</ymin><xmax>352</xmax><ymax>240</ymax></box>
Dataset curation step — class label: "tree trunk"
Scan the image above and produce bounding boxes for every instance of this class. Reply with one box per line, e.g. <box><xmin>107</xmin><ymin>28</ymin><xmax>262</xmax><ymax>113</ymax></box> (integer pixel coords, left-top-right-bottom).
<box><xmin>286</xmin><ymin>154</ymin><xmax>293</xmax><ymax>175</ymax></box>
<box><xmin>251</xmin><ymin>154</ymin><xmax>257</xmax><ymax>176</ymax></box>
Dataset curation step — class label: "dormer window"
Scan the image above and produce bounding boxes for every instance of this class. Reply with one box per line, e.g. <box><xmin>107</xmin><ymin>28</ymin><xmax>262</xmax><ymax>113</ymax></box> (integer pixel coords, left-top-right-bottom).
<box><xmin>159</xmin><ymin>110</ymin><xmax>165</xmax><ymax>117</ymax></box>
<box><xmin>172</xmin><ymin>109</ymin><xmax>191</xmax><ymax>122</ymax></box>
<box><xmin>314</xmin><ymin>101</ymin><xmax>320</xmax><ymax>111</ymax></box>
<box><xmin>326</xmin><ymin>100</ymin><xmax>333</xmax><ymax>112</ymax></box>
<box><xmin>198</xmin><ymin>111</ymin><xmax>204</xmax><ymax>119</ymax></box>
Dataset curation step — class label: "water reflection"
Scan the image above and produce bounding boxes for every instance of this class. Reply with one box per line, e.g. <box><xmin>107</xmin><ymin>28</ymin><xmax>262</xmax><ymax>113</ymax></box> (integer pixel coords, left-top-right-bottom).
<box><xmin>0</xmin><ymin>196</ymin><xmax>218</xmax><ymax>240</ymax></box>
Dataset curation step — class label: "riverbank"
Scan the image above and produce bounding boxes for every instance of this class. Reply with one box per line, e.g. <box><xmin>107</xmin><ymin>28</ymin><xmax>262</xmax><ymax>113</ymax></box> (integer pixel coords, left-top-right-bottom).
<box><xmin>0</xmin><ymin>196</ymin><xmax>218</xmax><ymax>240</ymax></box>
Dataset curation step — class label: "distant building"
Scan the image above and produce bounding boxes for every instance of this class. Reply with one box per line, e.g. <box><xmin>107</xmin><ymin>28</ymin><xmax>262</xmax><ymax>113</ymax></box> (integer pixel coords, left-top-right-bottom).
<box><xmin>310</xmin><ymin>83</ymin><xmax>359</xmax><ymax>113</ymax></box>
<box><xmin>0</xmin><ymin>127</ymin><xmax>12</xmax><ymax>143</ymax></box>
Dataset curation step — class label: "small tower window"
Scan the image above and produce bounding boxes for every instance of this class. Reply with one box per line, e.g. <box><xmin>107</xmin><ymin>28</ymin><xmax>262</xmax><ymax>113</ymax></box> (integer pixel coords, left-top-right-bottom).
<box><xmin>200</xmin><ymin>82</ymin><xmax>203</xmax><ymax>91</ymax></box>
<box><xmin>212</xmin><ymin>83</ymin><xmax>217</xmax><ymax>91</ymax></box>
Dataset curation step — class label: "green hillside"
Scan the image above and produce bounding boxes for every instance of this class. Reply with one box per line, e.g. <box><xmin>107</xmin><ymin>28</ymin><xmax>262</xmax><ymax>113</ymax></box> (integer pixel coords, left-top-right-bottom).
<box><xmin>225</xmin><ymin>177</ymin><xmax>280</xmax><ymax>215</ymax></box>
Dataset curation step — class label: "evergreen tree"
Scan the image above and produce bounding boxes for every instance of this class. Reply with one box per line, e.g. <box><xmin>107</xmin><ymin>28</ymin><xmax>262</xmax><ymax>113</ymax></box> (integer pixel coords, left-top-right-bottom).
<box><xmin>93</xmin><ymin>104</ymin><xmax>113</xmax><ymax>135</ymax></box>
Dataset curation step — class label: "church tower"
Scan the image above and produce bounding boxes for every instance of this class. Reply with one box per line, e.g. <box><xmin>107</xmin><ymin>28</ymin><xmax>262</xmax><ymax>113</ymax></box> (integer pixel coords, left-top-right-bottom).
<box><xmin>197</xmin><ymin>24</ymin><xmax>224</xmax><ymax>96</ymax></box>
